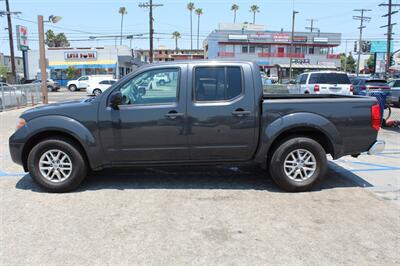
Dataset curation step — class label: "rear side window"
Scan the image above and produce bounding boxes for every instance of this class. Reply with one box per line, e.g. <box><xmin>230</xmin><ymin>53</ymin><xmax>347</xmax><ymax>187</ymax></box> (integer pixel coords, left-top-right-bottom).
<box><xmin>365</xmin><ymin>80</ymin><xmax>387</xmax><ymax>86</ymax></box>
<box><xmin>194</xmin><ymin>66</ymin><xmax>242</xmax><ymax>101</ymax></box>
<box><xmin>99</xmin><ymin>80</ymin><xmax>109</xmax><ymax>85</ymax></box>
<box><xmin>308</xmin><ymin>73</ymin><xmax>351</xmax><ymax>84</ymax></box>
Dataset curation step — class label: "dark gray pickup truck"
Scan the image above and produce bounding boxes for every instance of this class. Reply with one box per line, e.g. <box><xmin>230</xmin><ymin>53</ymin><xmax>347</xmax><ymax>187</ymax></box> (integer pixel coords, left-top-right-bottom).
<box><xmin>9</xmin><ymin>61</ymin><xmax>385</xmax><ymax>192</ymax></box>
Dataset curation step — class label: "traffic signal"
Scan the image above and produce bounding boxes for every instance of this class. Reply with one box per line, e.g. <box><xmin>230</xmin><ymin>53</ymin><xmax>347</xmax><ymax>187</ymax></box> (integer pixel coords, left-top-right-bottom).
<box><xmin>354</xmin><ymin>41</ymin><xmax>358</xmax><ymax>52</ymax></box>
<box><xmin>390</xmin><ymin>55</ymin><xmax>395</xmax><ymax>66</ymax></box>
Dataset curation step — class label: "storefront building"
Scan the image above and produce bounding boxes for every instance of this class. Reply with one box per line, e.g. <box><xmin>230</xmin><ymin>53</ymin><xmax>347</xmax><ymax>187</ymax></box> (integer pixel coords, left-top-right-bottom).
<box><xmin>27</xmin><ymin>46</ymin><xmax>136</xmax><ymax>85</ymax></box>
<box><xmin>204</xmin><ymin>23</ymin><xmax>342</xmax><ymax>78</ymax></box>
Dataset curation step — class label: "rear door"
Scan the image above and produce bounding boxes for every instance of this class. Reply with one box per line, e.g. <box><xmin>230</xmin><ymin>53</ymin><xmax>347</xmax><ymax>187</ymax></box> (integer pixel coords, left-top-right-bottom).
<box><xmin>187</xmin><ymin>63</ymin><xmax>257</xmax><ymax>161</ymax></box>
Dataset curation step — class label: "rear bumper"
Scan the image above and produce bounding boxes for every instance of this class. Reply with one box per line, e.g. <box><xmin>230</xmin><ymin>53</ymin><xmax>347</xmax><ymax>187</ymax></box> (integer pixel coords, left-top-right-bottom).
<box><xmin>367</xmin><ymin>140</ymin><xmax>385</xmax><ymax>155</ymax></box>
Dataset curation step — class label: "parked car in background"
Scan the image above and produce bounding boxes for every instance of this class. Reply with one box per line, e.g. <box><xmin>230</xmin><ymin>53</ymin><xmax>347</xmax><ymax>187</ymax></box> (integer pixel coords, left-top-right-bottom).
<box><xmin>87</xmin><ymin>79</ymin><xmax>117</xmax><ymax>96</ymax></box>
<box><xmin>351</xmin><ymin>78</ymin><xmax>390</xmax><ymax>95</ymax></box>
<box><xmin>153</xmin><ymin>73</ymin><xmax>171</xmax><ymax>86</ymax></box>
<box><xmin>32</xmin><ymin>79</ymin><xmax>60</xmax><ymax>92</ymax></box>
<box><xmin>292</xmin><ymin>71</ymin><xmax>353</xmax><ymax>95</ymax></box>
<box><xmin>388</xmin><ymin>79</ymin><xmax>400</xmax><ymax>106</ymax></box>
<box><xmin>67</xmin><ymin>75</ymin><xmax>113</xmax><ymax>92</ymax></box>
<box><xmin>0</xmin><ymin>82</ymin><xmax>27</xmax><ymax>111</ymax></box>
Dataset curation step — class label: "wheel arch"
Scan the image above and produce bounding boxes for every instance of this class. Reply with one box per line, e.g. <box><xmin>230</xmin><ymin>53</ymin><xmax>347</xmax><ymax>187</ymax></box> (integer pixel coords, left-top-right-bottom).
<box><xmin>255</xmin><ymin>112</ymin><xmax>343</xmax><ymax>164</ymax></box>
<box><xmin>22</xmin><ymin>131</ymin><xmax>90</xmax><ymax>172</ymax></box>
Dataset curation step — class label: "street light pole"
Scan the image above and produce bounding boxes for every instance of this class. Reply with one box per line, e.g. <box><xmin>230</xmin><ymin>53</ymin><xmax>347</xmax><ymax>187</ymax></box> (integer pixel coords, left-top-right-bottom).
<box><xmin>289</xmin><ymin>10</ymin><xmax>299</xmax><ymax>81</ymax></box>
<box><xmin>37</xmin><ymin>15</ymin><xmax>48</xmax><ymax>104</ymax></box>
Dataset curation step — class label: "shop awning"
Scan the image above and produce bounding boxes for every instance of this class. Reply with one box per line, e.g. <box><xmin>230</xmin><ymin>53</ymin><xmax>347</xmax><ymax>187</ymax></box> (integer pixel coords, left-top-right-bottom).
<box><xmin>48</xmin><ymin>60</ymin><xmax>117</xmax><ymax>70</ymax></box>
<box><xmin>276</xmin><ymin>63</ymin><xmax>337</xmax><ymax>69</ymax></box>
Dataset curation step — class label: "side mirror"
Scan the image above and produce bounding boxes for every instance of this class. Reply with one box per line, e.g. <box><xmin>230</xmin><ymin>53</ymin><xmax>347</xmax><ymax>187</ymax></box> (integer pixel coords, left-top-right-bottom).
<box><xmin>138</xmin><ymin>86</ymin><xmax>146</xmax><ymax>96</ymax></box>
<box><xmin>110</xmin><ymin>92</ymin><xmax>122</xmax><ymax>110</ymax></box>
<box><xmin>289</xmin><ymin>80</ymin><xmax>296</xmax><ymax>85</ymax></box>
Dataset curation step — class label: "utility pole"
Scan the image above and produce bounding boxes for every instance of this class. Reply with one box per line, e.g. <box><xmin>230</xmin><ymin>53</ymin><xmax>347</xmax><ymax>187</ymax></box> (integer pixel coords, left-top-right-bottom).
<box><xmin>37</xmin><ymin>15</ymin><xmax>48</xmax><ymax>104</ymax></box>
<box><xmin>305</xmin><ymin>19</ymin><xmax>318</xmax><ymax>32</ymax></box>
<box><xmin>139</xmin><ymin>1</ymin><xmax>163</xmax><ymax>63</ymax></box>
<box><xmin>3</xmin><ymin>0</ymin><xmax>21</xmax><ymax>83</ymax></box>
<box><xmin>289</xmin><ymin>10</ymin><xmax>299</xmax><ymax>81</ymax></box>
<box><xmin>353</xmin><ymin>9</ymin><xmax>371</xmax><ymax>76</ymax></box>
<box><xmin>379</xmin><ymin>0</ymin><xmax>400</xmax><ymax>77</ymax></box>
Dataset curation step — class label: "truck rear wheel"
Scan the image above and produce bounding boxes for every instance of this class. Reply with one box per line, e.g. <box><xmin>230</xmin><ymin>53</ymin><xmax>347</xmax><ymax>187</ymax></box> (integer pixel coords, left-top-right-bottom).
<box><xmin>68</xmin><ymin>85</ymin><xmax>77</xmax><ymax>92</ymax></box>
<box><xmin>27</xmin><ymin>138</ymin><xmax>88</xmax><ymax>192</ymax></box>
<box><xmin>268</xmin><ymin>137</ymin><xmax>327</xmax><ymax>192</ymax></box>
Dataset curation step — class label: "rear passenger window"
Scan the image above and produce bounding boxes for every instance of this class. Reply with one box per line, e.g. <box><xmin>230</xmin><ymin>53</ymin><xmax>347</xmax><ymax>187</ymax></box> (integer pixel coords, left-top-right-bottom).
<box><xmin>194</xmin><ymin>66</ymin><xmax>242</xmax><ymax>101</ymax></box>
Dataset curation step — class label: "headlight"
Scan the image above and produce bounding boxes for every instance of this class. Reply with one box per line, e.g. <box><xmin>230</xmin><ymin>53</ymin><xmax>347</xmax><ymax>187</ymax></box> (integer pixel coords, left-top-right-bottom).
<box><xmin>16</xmin><ymin>118</ymin><xmax>26</xmax><ymax>130</ymax></box>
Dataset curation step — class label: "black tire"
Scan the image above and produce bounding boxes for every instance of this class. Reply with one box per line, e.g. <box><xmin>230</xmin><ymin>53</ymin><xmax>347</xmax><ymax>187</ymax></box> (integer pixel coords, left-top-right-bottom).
<box><xmin>68</xmin><ymin>84</ymin><xmax>77</xmax><ymax>92</ymax></box>
<box><xmin>268</xmin><ymin>137</ymin><xmax>327</xmax><ymax>192</ymax></box>
<box><xmin>47</xmin><ymin>85</ymin><xmax>53</xmax><ymax>92</ymax></box>
<box><xmin>93</xmin><ymin>89</ymin><xmax>102</xmax><ymax>96</ymax></box>
<box><xmin>27</xmin><ymin>138</ymin><xmax>88</xmax><ymax>192</ymax></box>
<box><xmin>0</xmin><ymin>98</ymin><xmax>3</xmax><ymax>112</ymax></box>
<box><xmin>159</xmin><ymin>80</ymin><xmax>166</xmax><ymax>86</ymax></box>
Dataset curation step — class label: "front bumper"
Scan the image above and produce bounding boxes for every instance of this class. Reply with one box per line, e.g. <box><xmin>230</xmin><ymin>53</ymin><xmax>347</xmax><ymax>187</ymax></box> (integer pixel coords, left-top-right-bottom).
<box><xmin>9</xmin><ymin>141</ymin><xmax>24</xmax><ymax>166</ymax></box>
<box><xmin>368</xmin><ymin>140</ymin><xmax>385</xmax><ymax>155</ymax></box>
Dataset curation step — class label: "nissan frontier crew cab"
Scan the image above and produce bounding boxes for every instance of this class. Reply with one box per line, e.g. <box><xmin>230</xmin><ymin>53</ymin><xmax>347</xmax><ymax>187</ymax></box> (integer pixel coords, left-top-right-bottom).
<box><xmin>9</xmin><ymin>61</ymin><xmax>385</xmax><ymax>192</ymax></box>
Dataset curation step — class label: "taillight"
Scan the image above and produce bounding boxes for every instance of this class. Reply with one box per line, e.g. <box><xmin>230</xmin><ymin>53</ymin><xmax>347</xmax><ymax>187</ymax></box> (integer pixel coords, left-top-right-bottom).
<box><xmin>350</xmin><ymin>85</ymin><xmax>354</xmax><ymax>92</ymax></box>
<box><xmin>371</xmin><ymin>104</ymin><xmax>381</xmax><ymax>131</ymax></box>
<box><xmin>314</xmin><ymin>85</ymin><xmax>320</xmax><ymax>92</ymax></box>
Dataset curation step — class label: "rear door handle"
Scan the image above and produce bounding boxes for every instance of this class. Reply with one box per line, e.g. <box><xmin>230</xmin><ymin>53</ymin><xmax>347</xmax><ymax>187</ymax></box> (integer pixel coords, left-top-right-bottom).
<box><xmin>232</xmin><ymin>109</ymin><xmax>251</xmax><ymax>117</ymax></box>
<box><xmin>165</xmin><ymin>111</ymin><xmax>184</xmax><ymax>120</ymax></box>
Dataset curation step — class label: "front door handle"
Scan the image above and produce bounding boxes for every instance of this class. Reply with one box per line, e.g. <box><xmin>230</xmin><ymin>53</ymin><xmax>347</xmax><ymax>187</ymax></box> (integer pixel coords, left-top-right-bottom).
<box><xmin>165</xmin><ymin>111</ymin><xmax>184</xmax><ymax>120</ymax></box>
<box><xmin>232</xmin><ymin>109</ymin><xmax>251</xmax><ymax>117</ymax></box>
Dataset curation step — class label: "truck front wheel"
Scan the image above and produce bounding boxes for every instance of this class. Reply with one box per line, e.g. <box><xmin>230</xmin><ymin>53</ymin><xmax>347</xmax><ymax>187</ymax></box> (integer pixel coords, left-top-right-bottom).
<box><xmin>269</xmin><ymin>137</ymin><xmax>327</xmax><ymax>192</ymax></box>
<box><xmin>27</xmin><ymin>138</ymin><xmax>88</xmax><ymax>192</ymax></box>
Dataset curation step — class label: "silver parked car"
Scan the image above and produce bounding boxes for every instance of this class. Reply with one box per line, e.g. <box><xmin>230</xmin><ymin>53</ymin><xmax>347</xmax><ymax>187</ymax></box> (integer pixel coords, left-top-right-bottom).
<box><xmin>0</xmin><ymin>82</ymin><xmax>27</xmax><ymax>111</ymax></box>
<box><xmin>388</xmin><ymin>79</ymin><xmax>400</xmax><ymax>107</ymax></box>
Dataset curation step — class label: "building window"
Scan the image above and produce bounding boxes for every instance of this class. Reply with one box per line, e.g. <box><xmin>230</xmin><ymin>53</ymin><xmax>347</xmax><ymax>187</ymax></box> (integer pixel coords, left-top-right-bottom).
<box><xmin>295</xmin><ymin>47</ymin><xmax>301</xmax><ymax>54</ymax></box>
<box><xmin>320</xmin><ymin>47</ymin><xmax>329</xmax><ymax>54</ymax></box>
<box><xmin>308</xmin><ymin>47</ymin><xmax>314</xmax><ymax>54</ymax></box>
<box><xmin>242</xmin><ymin>45</ymin><xmax>248</xmax><ymax>53</ymax></box>
<box><xmin>249</xmin><ymin>46</ymin><xmax>255</xmax><ymax>53</ymax></box>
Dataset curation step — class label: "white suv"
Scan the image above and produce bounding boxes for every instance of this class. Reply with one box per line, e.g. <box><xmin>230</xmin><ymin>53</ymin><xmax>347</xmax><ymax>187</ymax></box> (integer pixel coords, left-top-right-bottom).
<box><xmin>292</xmin><ymin>71</ymin><xmax>353</xmax><ymax>95</ymax></box>
<box><xmin>67</xmin><ymin>75</ymin><xmax>113</xmax><ymax>92</ymax></box>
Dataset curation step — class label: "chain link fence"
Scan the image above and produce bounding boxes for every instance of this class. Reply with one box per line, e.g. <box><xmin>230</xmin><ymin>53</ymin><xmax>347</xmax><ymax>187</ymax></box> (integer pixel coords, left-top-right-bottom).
<box><xmin>0</xmin><ymin>83</ymin><xmax>41</xmax><ymax>112</ymax></box>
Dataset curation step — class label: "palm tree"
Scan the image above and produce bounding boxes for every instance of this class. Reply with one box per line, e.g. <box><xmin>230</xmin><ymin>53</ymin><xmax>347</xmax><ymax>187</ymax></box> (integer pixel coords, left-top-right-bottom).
<box><xmin>249</xmin><ymin>5</ymin><xmax>260</xmax><ymax>24</ymax></box>
<box><xmin>187</xmin><ymin>2</ymin><xmax>195</xmax><ymax>50</ymax></box>
<box><xmin>231</xmin><ymin>4</ymin><xmax>239</xmax><ymax>23</ymax></box>
<box><xmin>118</xmin><ymin>7</ymin><xmax>127</xmax><ymax>45</ymax></box>
<box><xmin>172</xmin><ymin>31</ymin><xmax>181</xmax><ymax>52</ymax></box>
<box><xmin>195</xmin><ymin>8</ymin><xmax>203</xmax><ymax>50</ymax></box>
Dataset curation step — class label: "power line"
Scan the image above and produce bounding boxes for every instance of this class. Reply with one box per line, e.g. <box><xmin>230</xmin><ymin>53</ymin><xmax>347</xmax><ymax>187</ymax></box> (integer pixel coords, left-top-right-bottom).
<box><xmin>353</xmin><ymin>8</ymin><xmax>371</xmax><ymax>76</ymax></box>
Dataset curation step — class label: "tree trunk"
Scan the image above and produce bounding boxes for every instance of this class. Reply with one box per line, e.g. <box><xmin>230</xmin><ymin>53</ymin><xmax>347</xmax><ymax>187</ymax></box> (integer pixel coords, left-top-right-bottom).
<box><xmin>234</xmin><ymin>11</ymin><xmax>236</xmax><ymax>23</ymax></box>
<box><xmin>253</xmin><ymin>12</ymin><xmax>255</xmax><ymax>24</ymax></box>
<box><xmin>120</xmin><ymin>14</ymin><xmax>124</xmax><ymax>45</ymax></box>
<box><xmin>197</xmin><ymin>15</ymin><xmax>200</xmax><ymax>50</ymax></box>
<box><xmin>175</xmin><ymin>37</ymin><xmax>178</xmax><ymax>52</ymax></box>
<box><xmin>190</xmin><ymin>11</ymin><xmax>193</xmax><ymax>50</ymax></box>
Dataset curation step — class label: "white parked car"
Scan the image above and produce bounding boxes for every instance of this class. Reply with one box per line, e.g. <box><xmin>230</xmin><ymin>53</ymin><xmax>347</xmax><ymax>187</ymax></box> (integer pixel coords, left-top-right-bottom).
<box><xmin>67</xmin><ymin>75</ymin><xmax>113</xmax><ymax>92</ymax></box>
<box><xmin>153</xmin><ymin>73</ymin><xmax>170</xmax><ymax>86</ymax></box>
<box><xmin>292</xmin><ymin>71</ymin><xmax>353</xmax><ymax>95</ymax></box>
<box><xmin>87</xmin><ymin>79</ymin><xmax>117</xmax><ymax>96</ymax></box>
<box><xmin>0</xmin><ymin>82</ymin><xmax>27</xmax><ymax>111</ymax></box>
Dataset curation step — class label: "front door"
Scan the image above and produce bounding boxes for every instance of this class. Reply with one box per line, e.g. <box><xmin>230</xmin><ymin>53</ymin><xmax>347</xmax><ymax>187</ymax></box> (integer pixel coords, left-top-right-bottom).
<box><xmin>187</xmin><ymin>64</ymin><xmax>257</xmax><ymax>161</ymax></box>
<box><xmin>98</xmin><ymin>66</ymin><xmax>189</xmax><ymax>163</ymax></box>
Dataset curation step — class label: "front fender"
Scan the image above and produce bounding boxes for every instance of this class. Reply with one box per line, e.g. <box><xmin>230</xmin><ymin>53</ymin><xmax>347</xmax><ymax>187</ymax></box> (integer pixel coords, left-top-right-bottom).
<box><xmin>11</xmin><ymin>115</ymin><xmax>101</xmax><ymax>169</ymax></box>
<box><xmin>254</xmin><ymin>112</ymin><xmax>343</xmax><ymax>163</ymax></box>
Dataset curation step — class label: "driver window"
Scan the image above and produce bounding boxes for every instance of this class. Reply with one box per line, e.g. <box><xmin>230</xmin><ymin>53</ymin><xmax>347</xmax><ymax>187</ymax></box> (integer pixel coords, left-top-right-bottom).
<box><xmin>118</xmin><ymin>68</ymin><xmax>179</xmax><ymax>105</ymax></box>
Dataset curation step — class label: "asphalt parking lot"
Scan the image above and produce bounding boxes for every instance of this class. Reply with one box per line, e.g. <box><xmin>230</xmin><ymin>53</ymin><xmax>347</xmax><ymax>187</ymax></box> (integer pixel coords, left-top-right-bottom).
<box><xmin>1</xmin><ymin>89</ymin><xmax>399</xmax><ymax>265</ymax></box>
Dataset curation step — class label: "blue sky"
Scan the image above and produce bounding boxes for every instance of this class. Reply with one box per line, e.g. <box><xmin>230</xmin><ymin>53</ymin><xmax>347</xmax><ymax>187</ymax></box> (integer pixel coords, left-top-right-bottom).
<box><xmin>1</xmin><ymin>0</ymin><xmax>399</xmax><ymax>56</ymax></box>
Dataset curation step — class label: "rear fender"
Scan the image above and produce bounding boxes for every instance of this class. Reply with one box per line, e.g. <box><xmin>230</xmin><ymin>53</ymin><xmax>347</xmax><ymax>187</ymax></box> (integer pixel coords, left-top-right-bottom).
<box><xmin>254</xmin><ymin>112</ymin><xmax>343</xmax><ymax>163</ymax></box>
